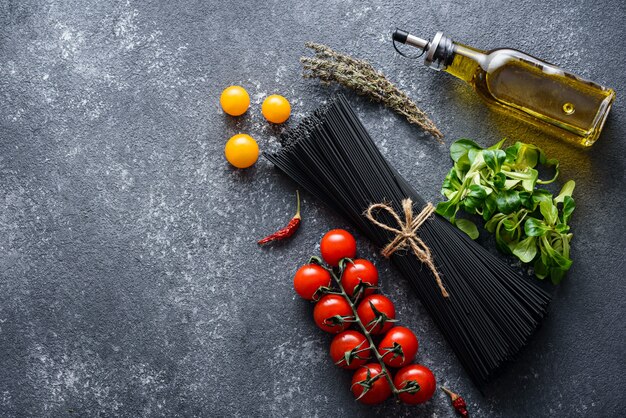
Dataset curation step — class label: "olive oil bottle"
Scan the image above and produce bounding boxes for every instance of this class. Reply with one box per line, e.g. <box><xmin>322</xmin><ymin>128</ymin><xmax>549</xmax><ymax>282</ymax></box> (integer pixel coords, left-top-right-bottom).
<box><xmin>393</xmin><ymin>30</ymin><xmax>615</xmax><ymax>146</ymax></box>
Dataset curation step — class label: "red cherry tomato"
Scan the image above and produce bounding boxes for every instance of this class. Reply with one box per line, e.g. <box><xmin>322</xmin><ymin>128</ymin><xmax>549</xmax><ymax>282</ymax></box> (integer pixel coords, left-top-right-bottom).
<box><xmin>320</xmin><ymin>229</ymin><xmax>357</xmax><ymax>266</ymax></box>
<box><xmin>313</xmin><ymin>294</ymin><xmax>353</xmax><ymax>334</ymax></box>
<box><xmin>351</xmin><ymin>363</ymin><xmax>392</xmax><ymax>405</ymax></box>
<box><xmin>330</xmin><ymin>330</ymin><xmax>371</xmax><ymax>370</ymax></box>
<box><xmin>293</xmin><ymin>264</ymin><xmax>331</xmax><ymax>300</ymax></box>
<box><xmin>356</xmin><ymin>294</ymin><xmax>396</xmax><ymax>335</ymax></box>
<box><xmin>393</xmin><ymin>364</ymin><xmax>436</xmax><ymax>405</ymax></box>
<box><xmin>378</xmin><ymin>326</ymin><xmax>419</xmax><ymax>368</ymax></box>
<box><xmin>341</xmin><ymin>259</ymin><xmax>379</xmax><ymax>298</ymax></box>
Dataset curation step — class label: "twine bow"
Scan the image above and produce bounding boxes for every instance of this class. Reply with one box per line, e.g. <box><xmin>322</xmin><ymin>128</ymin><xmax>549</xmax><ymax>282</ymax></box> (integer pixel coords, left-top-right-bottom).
<box><xmin>365</xmin><ymin>199</ymin><xmax>449</xmax><ymax>298</ymax></box>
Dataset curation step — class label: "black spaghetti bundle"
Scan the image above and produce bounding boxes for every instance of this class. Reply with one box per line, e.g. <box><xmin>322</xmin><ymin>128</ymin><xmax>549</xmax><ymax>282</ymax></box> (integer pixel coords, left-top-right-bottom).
<box><xmin>266</xmin><ymin>95</ymin><xmax>551</xmax><ymax>386</ymax></box>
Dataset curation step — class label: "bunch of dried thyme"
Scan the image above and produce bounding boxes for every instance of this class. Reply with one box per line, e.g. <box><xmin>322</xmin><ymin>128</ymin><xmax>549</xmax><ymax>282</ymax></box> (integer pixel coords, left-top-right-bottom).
<box><xmin>301</xmin><ymin>42</ymin><xmax>443</xmax><ymax>141</ymax></box>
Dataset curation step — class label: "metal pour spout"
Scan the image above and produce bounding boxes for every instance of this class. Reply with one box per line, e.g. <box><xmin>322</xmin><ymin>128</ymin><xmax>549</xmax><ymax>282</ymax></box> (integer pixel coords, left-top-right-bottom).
<box><xmin>392</xmin><ymin>28</ymin><xmax>454</xmax><ymax>71</ymax></box>
<box><xmin>392</xmin><ymin>29</ymin><xmax>429</xmax><ymax>50</ymax></box>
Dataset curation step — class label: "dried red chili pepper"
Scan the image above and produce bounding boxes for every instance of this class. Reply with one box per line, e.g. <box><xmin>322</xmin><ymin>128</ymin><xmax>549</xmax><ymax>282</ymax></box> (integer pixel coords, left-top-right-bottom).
<box><xmin>441</xmin><ymin>387</ymin><xmax>469</xmax><ymax>417</ymax></box>
<box><xmin>258</xmin><ymin>191</ymin><xmax>301</xmax><ymax>245</ymax></box>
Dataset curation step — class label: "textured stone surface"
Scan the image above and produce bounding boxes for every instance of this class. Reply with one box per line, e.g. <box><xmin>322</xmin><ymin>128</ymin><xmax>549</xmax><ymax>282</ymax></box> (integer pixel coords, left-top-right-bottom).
<box><xmin>1</xmin><ymin>0</ymin><xmax>624</xmax><ymax>416</ymax></box>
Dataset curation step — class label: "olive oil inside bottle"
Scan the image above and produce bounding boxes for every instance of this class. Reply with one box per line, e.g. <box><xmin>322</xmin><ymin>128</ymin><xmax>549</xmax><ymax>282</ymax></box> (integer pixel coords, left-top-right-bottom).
<box><xmin>393</xmin><ymin>30</ymin><xmax>615</xmax><ymax>146</ymax></box>
<box><xmin>445</xmin><ymin>45</ymin><xmax>615</xmax><ymax>146</ymax></box>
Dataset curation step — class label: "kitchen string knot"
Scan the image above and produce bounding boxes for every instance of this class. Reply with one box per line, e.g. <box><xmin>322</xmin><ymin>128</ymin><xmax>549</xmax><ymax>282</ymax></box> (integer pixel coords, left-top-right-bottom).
<box><xmin>365</xmin><ymin>199</ymin><xmax>449</xmax><ymax>298</ymax></box>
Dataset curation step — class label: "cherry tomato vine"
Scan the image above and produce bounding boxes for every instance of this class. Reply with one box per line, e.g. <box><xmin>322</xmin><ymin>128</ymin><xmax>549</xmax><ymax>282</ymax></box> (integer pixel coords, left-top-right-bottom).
<box><xmin>293</xmin><ymin>229</ymin><xmax>444</xmax><ymax>406</ymax></box>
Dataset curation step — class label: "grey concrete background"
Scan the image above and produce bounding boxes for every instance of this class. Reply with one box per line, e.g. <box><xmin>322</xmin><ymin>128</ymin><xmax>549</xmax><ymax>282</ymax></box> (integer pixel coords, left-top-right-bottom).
<box><xmin>1</xmin><ymin>0</ymin><xmax>624</xmax><ymax>416</ymax></box>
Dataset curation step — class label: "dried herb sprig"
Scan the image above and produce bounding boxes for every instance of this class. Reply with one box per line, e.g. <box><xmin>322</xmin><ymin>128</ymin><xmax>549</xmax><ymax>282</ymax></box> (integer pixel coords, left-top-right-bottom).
<box><xmin>301</xmin><ymin>42</ymin><xmax>443</xmax><ymax>142</ymax></box>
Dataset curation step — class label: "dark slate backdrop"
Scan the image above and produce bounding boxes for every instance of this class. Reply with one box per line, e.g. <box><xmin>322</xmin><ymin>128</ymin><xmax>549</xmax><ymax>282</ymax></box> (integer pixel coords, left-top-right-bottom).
<box><xmin>1</xmin><ymin>0</ymin><xmax>624</xmax><ymax>416</ymax></box>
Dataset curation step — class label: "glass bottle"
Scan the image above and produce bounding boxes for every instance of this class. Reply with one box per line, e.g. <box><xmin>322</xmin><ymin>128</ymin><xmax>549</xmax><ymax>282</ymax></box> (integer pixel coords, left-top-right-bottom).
<box><xmin>393</xmin><ymin>29</ymin><xmax>615</xmax><ymax>146</ymax></box>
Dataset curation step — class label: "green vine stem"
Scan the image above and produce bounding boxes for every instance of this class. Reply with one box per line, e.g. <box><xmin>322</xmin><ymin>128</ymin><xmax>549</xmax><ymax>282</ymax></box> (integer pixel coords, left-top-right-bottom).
<box><xmin>323</xmin><ymin>258</ymin><xmax>401</xmax><ymax>397</ymax></box>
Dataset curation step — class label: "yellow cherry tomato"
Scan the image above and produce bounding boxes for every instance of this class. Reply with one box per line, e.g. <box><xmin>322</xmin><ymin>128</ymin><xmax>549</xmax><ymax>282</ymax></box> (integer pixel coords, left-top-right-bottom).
<box><xmin>262</xmin><ymin>94</ymin><xmax>291</xmax><ymax>124</ymax></box>
<box><xmin>224</xmin><ymin>134</ymin><xmax>259</xmax><ymax>168</ymax></box>
<box><xmin>220</xmin><ymin>85</ymin><xmax>250</xmax><ymax>116</ymax></box>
